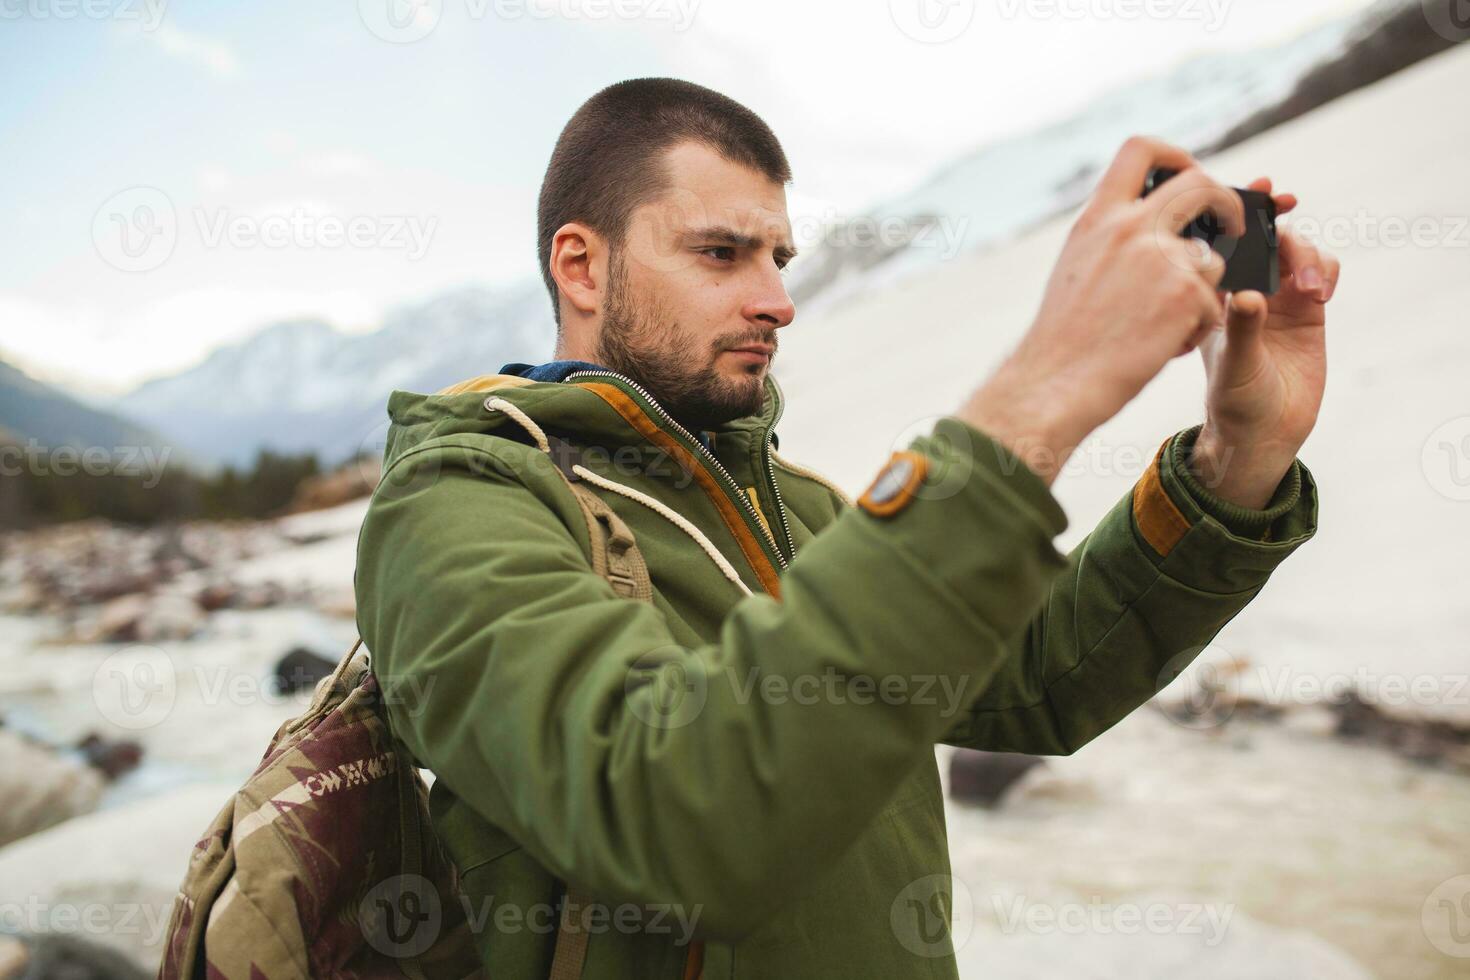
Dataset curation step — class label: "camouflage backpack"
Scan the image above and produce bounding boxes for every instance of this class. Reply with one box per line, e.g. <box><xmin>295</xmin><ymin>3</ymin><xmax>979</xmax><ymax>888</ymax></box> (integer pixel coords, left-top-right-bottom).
<box><xmin>158</xmin><ymin>451</ymin><xmax>656</xmax><ymax>979</ymax></box>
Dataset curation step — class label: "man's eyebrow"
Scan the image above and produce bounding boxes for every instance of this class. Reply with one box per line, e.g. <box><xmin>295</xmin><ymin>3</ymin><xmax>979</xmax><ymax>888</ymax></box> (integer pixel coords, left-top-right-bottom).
<box><xmin>686</xmin><ymin>224</ymin><xmax>798</xmax><ymax>262</ymax></box>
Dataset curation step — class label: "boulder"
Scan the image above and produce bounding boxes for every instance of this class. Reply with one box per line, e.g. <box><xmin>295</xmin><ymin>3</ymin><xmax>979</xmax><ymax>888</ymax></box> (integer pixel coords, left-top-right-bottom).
<box><xmin>88</xmin><ymin>595</ymin><xmax>151</xmax><ymax>644</ymax></box>
<box><xmin>74</xmin><ymin>734</ymin><xmax>144</xmax><ymax>782</ymax></box>
<box><xmin>0</xmin><ymin>936</ymin><xmax>27</xmax><ymax>979</ymax></box>
<box><xmin>948</xmin><ymin>749</ymin><xmax>1046</xmax><ymax>808</ymax></box>
<box><xmin>272</xmin><ymin>645</ymin><xmax>339</xmax><ymax>694</ymax></box>
<box><xmin>0</xmin><ymin>730</ymin><xmax>104</xmax><ymax>849</ymax></box>
<box><xmin>2</xmin><ymin>934</ymin><xmax>151</xmax><ymax>980</ymax></box>
<box><xmin>83</xmin><ymin>593</ymin><xmax>205</xmax><ymax>644</ymax></box>
<box><xmin>0</xmin><ymin>784</ymin><xmax>238</xmax><ymax>974</ymax></box>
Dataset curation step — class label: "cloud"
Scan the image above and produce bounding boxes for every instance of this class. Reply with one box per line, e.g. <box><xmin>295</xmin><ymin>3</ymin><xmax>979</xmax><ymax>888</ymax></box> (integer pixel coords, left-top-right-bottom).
<box><xmin>197</xmin><ymin>167</ymin><xmax>234</xmax><ymax>193</ymax></box>
<box><xmin>301</xmin><ymin>151</ymin><xmax>384</xmax><ymax>179</ymax></box>
<box><xmin>0</xmin><ymin>293</ymin><xmax>113</xmax><ymax>391</ymax></box>
<box><xmin>0</xmin><ymin>287</ymin><xmax>382</xmax><ymax>393</ymax></box>
<box><xmin>140</xmin><ymin>23</ymin><xmax>242</xmax><ymax>79</ymax></box>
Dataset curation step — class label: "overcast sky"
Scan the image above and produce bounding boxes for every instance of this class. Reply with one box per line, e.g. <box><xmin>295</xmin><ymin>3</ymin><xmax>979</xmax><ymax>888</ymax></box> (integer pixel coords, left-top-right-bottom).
<box><xmin>0</xmin><ymin>0</ymin><xmax>1377</xmax><ymax>393</ymax></box>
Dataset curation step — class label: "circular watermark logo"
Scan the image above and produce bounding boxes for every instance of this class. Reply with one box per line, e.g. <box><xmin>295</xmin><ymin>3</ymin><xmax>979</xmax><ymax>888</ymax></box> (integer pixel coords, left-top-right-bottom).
<box><xmin>1423</xmin><ymin>0</ymin><xmax>1470</xmax><ymax>42</ymax></box>
<box><xmin>625</xmin><ymin>647</ymin><xmax>707</xmax><ymax>730</ymax></box>
<box><xmin>1147</xmin><ymin>182</ymin><xmax>1245</xmax><ymax>281</ymax></box>
<box><xmin>360</xmin><ymin>874</ymin><xmax>442</xmax><ymax>959</ymax></box>
<box><xmin>92</xmin><ymin>186</ymin><xmax>176</xmax><ymax>273</ymax></box>
<box><xmin>357</xmin><ymin>417</ymin><xmax>454</xmax><ymax>503</ymax></box>
<box><xmin>1421</xmin><ymin>416</ymin><xmax>1470</xmax><ymax>501</ymax></box>
<box><xmin>889</xmin><ymin>0</ymin><xmax>976</xmax><ymax>43</ymax></box>
<box><xmin>359</xmin><ymin>0</ymin><xmax>443</xmax><ymax>43</ymax></box>
<box><xmin>1422</xmin><ymin>874</ymin><xmax>1470</xmax><ymax>958</ymax></box>
<box><xmin>888</xmin><ymin>414</ymin><xmax>972</xmax><ymax>502</ymax></box>
<box><xmin>891</xmin><ymin>873</ymin><xmax>975</xmax><ymax>958</ymax></box>
<box><xmin>1155</xmin><ymin>644</ymin><xmax>1243</xmax><ymax>731</ymax></box>
<box><xmin>92</xmin><ymin>645</ymin><xmax>178</xmax><ymax>730</ymax></box>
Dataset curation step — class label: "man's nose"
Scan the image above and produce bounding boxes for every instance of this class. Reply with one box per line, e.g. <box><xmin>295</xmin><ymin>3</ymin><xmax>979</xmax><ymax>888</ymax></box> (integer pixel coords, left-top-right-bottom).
<box><xmin>743</xmin><ymin>266</ymin><xmax>796</xmax><ymax>329</ymax></box>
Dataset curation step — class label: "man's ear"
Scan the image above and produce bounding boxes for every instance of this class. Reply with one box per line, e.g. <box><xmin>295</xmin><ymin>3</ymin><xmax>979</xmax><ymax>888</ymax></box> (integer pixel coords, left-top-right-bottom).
<box><xmin>549</xmin><ymin>222</ymin><xmax>605</xmax><ymax>319</ymax></box>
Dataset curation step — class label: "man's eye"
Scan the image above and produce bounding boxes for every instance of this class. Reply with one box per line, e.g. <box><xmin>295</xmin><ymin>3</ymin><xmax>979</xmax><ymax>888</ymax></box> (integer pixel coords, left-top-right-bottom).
<box><xmin>700</xmin><ymin>246</ymin><xmax>736</xmax><ymax>262</ymax></box>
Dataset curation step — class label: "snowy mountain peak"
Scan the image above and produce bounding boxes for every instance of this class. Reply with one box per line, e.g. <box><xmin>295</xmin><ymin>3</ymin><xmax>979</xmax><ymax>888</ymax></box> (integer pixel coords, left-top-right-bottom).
<box><xmin>110</xmin><ymin>283</ymin><xmax>556</xmax><ymax>467</ymax></box>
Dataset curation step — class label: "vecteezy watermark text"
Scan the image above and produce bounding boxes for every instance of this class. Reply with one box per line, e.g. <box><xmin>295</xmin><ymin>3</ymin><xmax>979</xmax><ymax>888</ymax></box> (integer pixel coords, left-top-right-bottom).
<box><xmin>990</xmin><ymin>895</ymin><xmax>1235</xmax><ymax>946</ymax></box>
<box><xmin>0</xmin><ymin>0</ymin><xmax>167</xmax><ymax>29</ymax></box>
<box><xmin>357</xmin><ymin>0</ymin><xmax>699</xmax><ymax>43</ymax></box>
<box><xmin>0</xmin><ymin>897</ymin><xmax>175</xmax><ymax>948</ymax></box>
<box><xmin>0</xmin><ymin>440</ymin><xmax>172</xmax><ymax>489</ymax></box>
<box><xmin>625</xmin><ymin>655</ymin><xmax>975</xmax><ymax>731</ymax></box>
<box><xmin>92</xmin><ymin>187</ymin><xmax>438</xmax><ymax>273</ymax></box>
<box><xmin>995</xmin><ymin>0</ymin><xmax>1231</xmax><ymax>30</ymax></box>
<box><xmin>193</xmin><ymin>208</ymin><xmax>436</xmax><ymax>260</ymax></box>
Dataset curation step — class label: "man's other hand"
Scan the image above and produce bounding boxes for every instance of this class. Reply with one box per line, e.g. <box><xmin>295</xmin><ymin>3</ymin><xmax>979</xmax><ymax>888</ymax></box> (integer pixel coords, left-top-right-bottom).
<box><xmin>1190</xmin><ymin>175</ymin><xmax>1337</xmax><ymax>510</ymax></box>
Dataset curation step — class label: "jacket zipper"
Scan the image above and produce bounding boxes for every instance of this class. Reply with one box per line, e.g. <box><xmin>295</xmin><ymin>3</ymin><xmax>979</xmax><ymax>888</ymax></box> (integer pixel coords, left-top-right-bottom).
<box><xmin>564</xmin><ymin>369</ymin><xmax>791</xmax><ymax>570</ymax></box>
<box><xmin>760</xmin><ymin>380</ymin><xmax>796</xmax><ymax>561</ymax></box>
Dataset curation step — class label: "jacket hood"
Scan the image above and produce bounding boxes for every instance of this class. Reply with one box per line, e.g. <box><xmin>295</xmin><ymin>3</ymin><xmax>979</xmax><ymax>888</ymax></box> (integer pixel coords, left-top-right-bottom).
<box><xmin>380</xmin><ymin>370</ymin><xmax>784</xmax><ymax>473</ymax></box>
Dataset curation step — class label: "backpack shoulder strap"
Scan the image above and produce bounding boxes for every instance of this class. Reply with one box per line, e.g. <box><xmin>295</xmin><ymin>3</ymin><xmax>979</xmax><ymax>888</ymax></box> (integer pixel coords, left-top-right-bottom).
<box><xmin>546</xmin><ymin>434</ymin><xmax>653</xmax><ymax>603</ymax></box>
<box><xmin>542</xmin><ymin>434</ymin><xmax>657</xmax><ymax>979</ymax></box>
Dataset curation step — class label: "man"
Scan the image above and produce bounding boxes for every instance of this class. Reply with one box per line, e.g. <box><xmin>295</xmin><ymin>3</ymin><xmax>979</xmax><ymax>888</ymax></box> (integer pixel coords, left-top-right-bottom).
<box><xmin>355</xmin><ymin>77</ymin><xmax>1334</xmax><ymax>978</ymax></box>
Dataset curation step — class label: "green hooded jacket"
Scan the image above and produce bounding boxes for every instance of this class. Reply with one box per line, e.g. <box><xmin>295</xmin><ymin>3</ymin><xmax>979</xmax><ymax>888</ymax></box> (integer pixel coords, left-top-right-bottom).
<box><xmin>353</xmin><ymin>367</ymin><xmax>1318</xmax><ymax>979</ymax></box>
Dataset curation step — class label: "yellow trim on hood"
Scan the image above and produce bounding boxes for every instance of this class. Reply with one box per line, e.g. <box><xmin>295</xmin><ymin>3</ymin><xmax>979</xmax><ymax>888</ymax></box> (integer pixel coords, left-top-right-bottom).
<box><xmin>436</xmin><ymin>374</ymin><xmax>538</xmax><ymax>396</ymax></box>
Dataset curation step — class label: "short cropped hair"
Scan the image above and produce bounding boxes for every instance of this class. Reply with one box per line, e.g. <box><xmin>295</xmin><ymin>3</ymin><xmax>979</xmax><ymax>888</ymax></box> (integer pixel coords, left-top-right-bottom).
<box><xmin>536</xmin><ymin>77</ymin><xmax>792</xmax><ymax>329</ymax></box>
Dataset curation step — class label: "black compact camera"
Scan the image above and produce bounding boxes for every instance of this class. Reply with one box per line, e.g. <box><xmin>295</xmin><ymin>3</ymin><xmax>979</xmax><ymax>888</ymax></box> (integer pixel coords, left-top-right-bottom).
<box><xmin>1142</xmin><ymin>167</ymin><xmax>1280</xmax><ymax>295</ymax></box>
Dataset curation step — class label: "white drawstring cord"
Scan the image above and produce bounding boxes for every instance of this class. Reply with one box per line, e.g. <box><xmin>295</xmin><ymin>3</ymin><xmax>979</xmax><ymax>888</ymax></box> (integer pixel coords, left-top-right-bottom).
<box><xmin>484</xmin><ymin>396</ymin><xmax>551</xmax><ymax>453</ymax></box>
<box><xmin>570</xmin><ymin>463</ymin><xmax>753</xmax><ymax>596</ymax></box>
<box><xmin>485</xmin><ymin>395</ymin><xmax>754</xmax><ymax>596</ymax></box>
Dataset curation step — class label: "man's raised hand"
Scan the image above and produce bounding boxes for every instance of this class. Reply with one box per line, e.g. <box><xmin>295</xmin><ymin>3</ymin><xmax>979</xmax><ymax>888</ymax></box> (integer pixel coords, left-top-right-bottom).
<box><xmin>958</xmin><ymin>136</ymin><xmax>1248</xmax><ymax>484</ymax></box>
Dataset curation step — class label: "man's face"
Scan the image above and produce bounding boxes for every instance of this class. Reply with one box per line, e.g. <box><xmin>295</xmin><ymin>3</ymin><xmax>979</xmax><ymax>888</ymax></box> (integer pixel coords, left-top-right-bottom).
<box><xmin>593</xmin><ymin>141</ymin><xmax>797</xmax><ymax>431</ymax></box>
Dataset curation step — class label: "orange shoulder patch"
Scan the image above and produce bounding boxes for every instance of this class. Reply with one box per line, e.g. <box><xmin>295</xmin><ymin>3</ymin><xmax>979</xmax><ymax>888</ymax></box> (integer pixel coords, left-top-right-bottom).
<box><xmin>858</xmin><ymin>451</ymin><xmax>930</xmax><ymax>518</ymax></box>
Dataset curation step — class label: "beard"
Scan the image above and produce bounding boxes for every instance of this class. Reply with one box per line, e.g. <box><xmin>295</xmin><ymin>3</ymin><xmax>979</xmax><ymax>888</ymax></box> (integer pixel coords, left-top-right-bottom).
<box><xmin>593</xmin><ymin>252</ymin><xmax>774</xmax><ymax>431</ymax></box>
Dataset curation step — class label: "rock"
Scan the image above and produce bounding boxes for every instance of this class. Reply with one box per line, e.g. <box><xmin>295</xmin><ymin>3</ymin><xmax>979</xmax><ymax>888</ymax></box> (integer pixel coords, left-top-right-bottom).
<box><xmin>235</xmin><ymin>581</ymin><xmax>288</xmax><ymax>609</ymax></box>
<box><xmin>0</xmin><ymin>580</ymin><xmax>45</xmax><ymax>614</ymax></box>
<box><xmin>0</xmin><ymin>784</ymin><xmax>239</xmax><ymax>974</ymax></box>
<box><xmin>313</xmin><ymin>587</ymin><xmax>357</xmax><ymax>619</ymax></box>
<box><xmin>194</xmin><ymin>579</ymin><xmax>287</xmax><ymax>613</ymax></box>
<box><xmin>1204</xmin><ymin>0</ymin><xmax>1466</xmax><ymax>157</ymax></box>
<box><xmin>88</xmin><ymin>594</ymin><xmax>151</xmax><ymax>643</ymax></box>
<box><xmin>74</xmin><ymin>734</ymin><xmax>144</xmax><ymax>782</ymax></box>
<box><xmin>150</xmin><ymin>526</ymin><xmax>209</xmax><ymax>576</ymax></box>
<box><xmin>0</xmin><ymin>518</ymin><xmax>293</xmax><ymax>617</ymax></box>
<box><xmin>0</xmin><ymin>936</ymin><xmax>28</xmax><ymax>979</ymax></box>
<box><xmin>948</xmin><ymin>749</ymin><xmax>1046</xmax><ymax>808</ymax></box>
<box><xmin>0</xmin><ymin>730</ymin><xmax>104</xmax><ymax>849</ymax></box>
<box><xmin>1158</xmin><ymin>688</ymin><xmax>1470</xmax><ymax>774</ymax></box>
<box><xmin>193</xmin><ymin>581</ymin><xmax>237</xmax><ymax>612</ymax></box>
<box><xmin>82</xmin><ymin>593</ymin><xmax>205</xmax><ymax>644</ymax></box>
<box><xmin>7</xmin><ymin>934</ymin><xmax>151</xmax><ymax>980</ymax></box>
<box><xmin>1329</xmin><ymin>692</ymin><xmax>1470</xmax><ymax>771</ymax></box>
<box><xmin>273</xmin><ymin>646</ymin><xmax>339</xmax><ymax>694</ymax></box>
<box><xmin>135</xmin><ymin>594</ymin><xmax>205</xmax><ymax>642</ymax></box>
